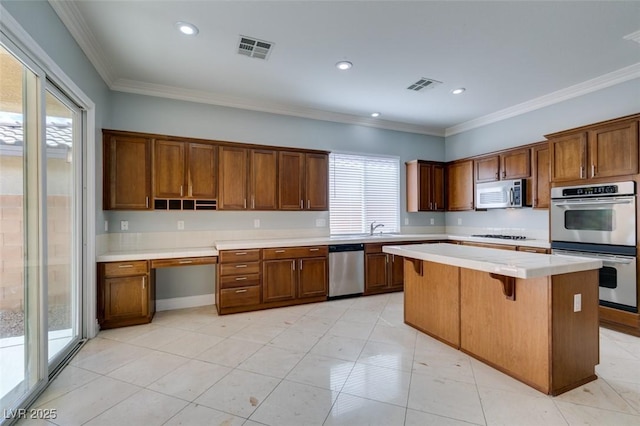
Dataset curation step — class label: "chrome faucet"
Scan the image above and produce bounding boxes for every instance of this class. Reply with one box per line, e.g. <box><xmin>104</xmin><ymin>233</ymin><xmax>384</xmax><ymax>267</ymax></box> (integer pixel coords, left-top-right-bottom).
<box><xmin>370</xmin><ymin>221</ymin><xmax>385</xmax><ymax>235</ymax></box>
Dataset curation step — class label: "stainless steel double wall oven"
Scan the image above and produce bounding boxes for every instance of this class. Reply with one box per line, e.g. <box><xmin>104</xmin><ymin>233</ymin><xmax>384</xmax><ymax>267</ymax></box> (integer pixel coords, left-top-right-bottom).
<box><xmin>551</xmin><ymin>181</ymin><xmax>637</xmax><ymax>313</ymax></box>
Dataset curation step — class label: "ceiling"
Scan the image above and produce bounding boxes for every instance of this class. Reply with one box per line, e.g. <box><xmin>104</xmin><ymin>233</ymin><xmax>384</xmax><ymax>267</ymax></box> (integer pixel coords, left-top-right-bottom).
<box><xmin>50</xmin><ymin>1</ymin><xmax>640</xmax><ymax>136</ymax></box>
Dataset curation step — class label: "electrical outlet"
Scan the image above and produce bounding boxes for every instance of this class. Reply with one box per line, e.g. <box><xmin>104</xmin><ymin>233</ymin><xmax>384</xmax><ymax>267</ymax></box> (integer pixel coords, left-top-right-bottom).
<box><xmin>254</xmin><ymin>219</ymin><xmax>260</xmax><ymax>228</ymax></box>
<box><xmin>457</xmin><ymin>218</ymin><xmax>462</xmax><ymax>225</ymax></box>
<box><xmin>177</xmin><ymin>220</ymin><xmax>184</xmax><ymax>230</ymax></box>
<box><xmin>120</xmin><ymin>220</ymin><xmax>128</xmax><ymax>231</ymax></box>
<box><xmin>430</xmin><ymin>218</ymin><xmax>435</xmax><ymax>225</ymax></box>
<box><xmin>315</xmin><ymin>218</ymin><xmax>326</xmax><ymax>227</ymax></box>
<box><xmin>404</xmin><ymin>218</ymin><xmax>409</xmax><ymax>225</ymax></box>
<box><xmin>573</xmin><ymin>294</ymin><xmax>582</xmax><ymax>312</ymax></box>
<box><xmin>104</xmin><ymin>220</ymin><xmax>108</xmax><ymax>232</ymax></box>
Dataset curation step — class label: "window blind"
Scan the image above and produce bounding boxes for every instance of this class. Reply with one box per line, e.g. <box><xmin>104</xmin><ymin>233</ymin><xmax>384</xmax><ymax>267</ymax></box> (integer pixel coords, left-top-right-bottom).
<box><xmin>329</xmin><ymin>152</ymin><xmax>400</xmax><ymax>235</ymax></box>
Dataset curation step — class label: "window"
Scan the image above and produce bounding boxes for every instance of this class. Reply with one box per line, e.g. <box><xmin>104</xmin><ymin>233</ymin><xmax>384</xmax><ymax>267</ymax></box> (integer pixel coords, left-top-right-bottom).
<box><xmin>329</xmin><ymin>152</ymin><xmax>400</xmax><ymax>235</ymax></box>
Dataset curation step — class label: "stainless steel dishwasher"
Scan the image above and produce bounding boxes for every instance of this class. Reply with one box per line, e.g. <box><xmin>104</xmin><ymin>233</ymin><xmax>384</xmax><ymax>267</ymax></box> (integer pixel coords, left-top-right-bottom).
<box><xmin>328</xmin><ymin>243</ymin><xmax>365</xmax><ymax>299</ymax></box>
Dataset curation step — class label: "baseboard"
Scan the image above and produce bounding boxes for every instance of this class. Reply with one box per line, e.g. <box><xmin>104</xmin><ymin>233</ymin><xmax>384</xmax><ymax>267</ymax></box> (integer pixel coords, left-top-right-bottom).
<box><xmin>156</xmin><ymin>293</ymin><xmax>215</xmax><ymax>312</ymax></box>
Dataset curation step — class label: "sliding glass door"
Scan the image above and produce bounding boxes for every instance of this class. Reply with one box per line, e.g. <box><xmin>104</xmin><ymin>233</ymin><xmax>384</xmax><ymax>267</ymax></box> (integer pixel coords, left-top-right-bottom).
<box><xmin>0</xmin><ymin>39</ymin><xmax>83</xmax><ymax>422</ymax></box>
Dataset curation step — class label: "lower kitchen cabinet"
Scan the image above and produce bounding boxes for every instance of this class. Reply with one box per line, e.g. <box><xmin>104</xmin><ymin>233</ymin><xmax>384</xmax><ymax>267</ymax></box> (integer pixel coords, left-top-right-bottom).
<box><xmin>97</xmin><ymin>260</ymin><xmax>155</xmax><ymax>329</ymax></box>
<box><xmin>262</xmin><ymin>259</ymin><xmax>297</xmax><ymax>303</ymax></box>
<box><xmin>365</xmin><ymin>242</ymin><xmax>423</xmax><ymax>294</ymax></box>
<box><xmin>262</xmin><ymin>246</ymin><xmax>328</xmax><ymax>303</ymax></box>
<box><xmin>216</xmin><ymin>249</ymin><xmax>262</xmax><ymax>314</ymax></box>
<box><xmin>298</xmin><ymin>257</ymin><xmax>329</xmax><ymax>298</ymax></box>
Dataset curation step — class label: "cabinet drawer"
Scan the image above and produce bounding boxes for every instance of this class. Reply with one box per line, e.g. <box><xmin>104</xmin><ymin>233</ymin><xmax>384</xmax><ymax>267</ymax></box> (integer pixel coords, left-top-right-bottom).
<box><xmin>219</xmin><ymin>285</ymin><xmax>261</xmax><ymax>307</ymax></box>
<box><xmin>151</xmin><ymin>256</ymin><xmax>217</xmax><ymax>269</ymax></box>
<box><xmin>219</xmin><ymin>262</ymin><xmax>260</xmax><ymax>276</ymax></box>
<box><xmin>517</xmin><ymin>246</ymin><xmax>548</xmax><ymax>254</ymax></box>
<box><xmin>263</xmin><ymin>246</ymin><xmax>327</xmax><ymax>260</ymax></box>
<box><xmin>103</xmin><ymin>260</ymin><xmax>148</xmax><ymax>277</ymax></box>
<box><xmin>219</xmin><ymin>249</ymin><xmax>261</xmax><ymax>263</ymax></box>
<box><xmin>220</xmin><ymin>273</ymin><xmax>261</xmax><ymax>289</ymax></box>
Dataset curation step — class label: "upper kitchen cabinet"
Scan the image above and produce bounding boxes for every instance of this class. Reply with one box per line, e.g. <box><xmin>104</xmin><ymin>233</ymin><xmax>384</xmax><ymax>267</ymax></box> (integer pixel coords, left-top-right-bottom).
<box><xmin>547</xmin><ymin>114</ymin><xmax>639</xmax><ymax>183</ymax></box>
<box><xmin>447</xmin><ymin>160</ymin><xmax>474</xmax><ymax>211</ymax></box>
<box><xmin>218</xmin><ymin>146</ymin><xmax>278</xmax><ymax>210</ymax></box>
<box><xmin>103</xmin><ymin>130</ymin><xmax>152</xmax><ymax>210</ymax></box>
<box><xmin>531</xmin><ymin>143</ymin><xmax>550</xmax><ymax>209</ymax></box>
<box><xmin>406</xmin><ymin>160</ymin><xmax>445</xmax><ymax>212</ymax></box>
<box><xmin>278</xmin><ymin>151</ymin><xmax>328</xmax><ymax>211</ymax></box>
<box><xmin>475</xmin><ymin>148</ymin><xmax>530</xmax><ymax>183</ymax></box>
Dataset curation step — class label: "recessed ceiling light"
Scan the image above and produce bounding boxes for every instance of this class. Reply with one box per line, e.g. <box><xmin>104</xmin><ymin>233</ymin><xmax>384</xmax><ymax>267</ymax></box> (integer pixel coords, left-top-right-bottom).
<box><xmin>175</xmin><ymin>21</ymin><xmax>199</xmax><ymax>36</ymax></box>
<box><xmin>371</xmin><ymin>112</ymin><xmax>381</xmax><ymax>118</ymax></box>
<box><xmin>451</xmin><ymin>88</ymin><xmax>466</xmax><ymax>95</ymax></box>
<box><xmin>336</xmin><ymin>61</ymin><xmax>353</xmax><ymax>71</ymax></box>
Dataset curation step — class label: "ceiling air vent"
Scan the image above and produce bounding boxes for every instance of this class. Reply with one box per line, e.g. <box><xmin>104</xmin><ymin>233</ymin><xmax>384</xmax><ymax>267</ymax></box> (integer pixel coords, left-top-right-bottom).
<box><xmin>238</xmin><ymin>35</ymin><xmax>274</xmax><ymax>60</ymax></box>
<box><xmin>407</xmin><ymin>77</ymin><xmax>442</xmax><ymax>92</ymax></box>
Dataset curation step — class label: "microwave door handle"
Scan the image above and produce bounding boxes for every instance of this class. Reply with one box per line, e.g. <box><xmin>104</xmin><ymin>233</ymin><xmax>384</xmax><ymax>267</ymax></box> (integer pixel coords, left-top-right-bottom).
<box><xmin>509</xmin><ymin>188</ymin><xmax>514</xmax><ymax>206</ymax></box>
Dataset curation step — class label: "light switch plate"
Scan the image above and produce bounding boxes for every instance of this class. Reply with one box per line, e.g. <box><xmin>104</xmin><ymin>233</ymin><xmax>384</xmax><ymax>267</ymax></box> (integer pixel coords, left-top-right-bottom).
<box><xmin>404</xmin><ymin>218</ymin><xmax>409</xmax><ymax>225</ymax></box>
<box><xmin>316</xmin><ymin>218</ymin><xmax>326</xmax><ymax>227</ymax></box>
<box><xmin>254</xmin><ymin>219</ymin><xmax>260</xmax><ymax>228</ymax></box>
<box><xmin>430</xmin><ymin>218</ymin><xmax>435</xmax><ymax>225</ymax></box>
<box><xmin>104</xmin><ymin>220</ymin><xmax>108</xmax><ymax>232</ymax></box>
<box><xmin>573</xmin><ymin>294</ymin><xmax>582</xmax><ymax>312</ymax></box>
<box><xmin>120</xmin><ymin>220</ymin><xmax>128</xmax><ymax>231</ymax></box>
<box><xmin>177</xmin><ymin>220</ymin><xmax>184</xmax><ymax>230</ymax></box>
<box><xmin>457</xmin><ymin>218</ymin><xmax>462</xmax><ymax>225</ymax></box>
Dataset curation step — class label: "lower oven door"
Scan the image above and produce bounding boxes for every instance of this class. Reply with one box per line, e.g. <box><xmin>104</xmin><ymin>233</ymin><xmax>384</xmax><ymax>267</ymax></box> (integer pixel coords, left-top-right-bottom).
<box><xmin>553</xmin><ymin>249</ymin><xmax>637</xmax><ymax>313</ymax></box>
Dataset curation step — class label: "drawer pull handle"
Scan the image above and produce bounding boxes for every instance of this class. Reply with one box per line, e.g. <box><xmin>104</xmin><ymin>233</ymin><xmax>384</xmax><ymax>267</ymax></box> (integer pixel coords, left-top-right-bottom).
<box><xmin>275</xmin><ymin>250</ymin><xmax>286</xmax><ymax>253</ymax></box>
<box><xmin>309</xmin><ymin>248</ymin><xmax>320</xmax><ymax>252</ymax></box>
<box><xmin>118</xmin><ymin>265</ymin><xmax>134</xmax><ymax>268</ymax></box>
<box><xmin>235</xmin><ymin>252</ymin><xmax>247</xmax><ymax>256</ymax></box>
<box><xmin>179</xmin><ymin>260</ymin><xmax>193</xmax><ymax>264</ymax></box>
<box><xmin>235</xmin><ymin>264</ymin><xmax>248</xmax><ymax>268</ymax></box>
<box><xmin>235</xmin><ymin>289</ymin><xmax>248</xmax><ymax>293</ymax></box>
<box><xmin>235</xmin><ymin>277</ymin><xmax>248</xmax><ymax>281</ymax></box>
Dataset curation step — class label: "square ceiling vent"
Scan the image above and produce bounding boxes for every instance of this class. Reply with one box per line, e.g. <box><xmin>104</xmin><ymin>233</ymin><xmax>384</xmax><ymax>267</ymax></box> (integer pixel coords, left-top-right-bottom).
<box><xmin>238</xmin><ymin>35</ymin><xmax>274</xmax><ymax>60</ymax></box>
<box><xmin>407</xmin><ymin>77</ymin><xmax>442</xmax><ymax>92</ymax></box>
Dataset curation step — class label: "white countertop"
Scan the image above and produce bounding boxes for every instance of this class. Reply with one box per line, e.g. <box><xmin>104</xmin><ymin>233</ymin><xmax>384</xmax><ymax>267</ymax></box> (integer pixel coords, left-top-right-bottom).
<box><xmin>96</xmin><ymin>234</ymin><xmax>550</xmax><ymax>262</ymax></box>
<box><xmin>96</xmin><ymin>247</ymin><xmax>218</xmax><ymax>262</ymax></box>
<box><xmin>382</xmin><ymin>243</ymin><xmax>602</xmax><ymax>279</ymax></box>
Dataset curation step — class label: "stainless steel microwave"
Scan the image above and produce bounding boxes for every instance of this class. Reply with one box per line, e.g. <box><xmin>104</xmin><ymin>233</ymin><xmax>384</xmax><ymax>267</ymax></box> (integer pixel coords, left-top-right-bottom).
<box><xmin>476</xmin><ymin>179</ymin><xmax>525</xmax><ymax>209</ymax></box>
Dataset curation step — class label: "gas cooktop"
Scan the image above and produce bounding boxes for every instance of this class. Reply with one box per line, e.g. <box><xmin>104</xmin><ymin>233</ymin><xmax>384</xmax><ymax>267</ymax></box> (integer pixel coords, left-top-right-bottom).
<box><xmin>471</xmin><ymin>234</ymin><xmax>528</xmax><ymax>240</ymax></box>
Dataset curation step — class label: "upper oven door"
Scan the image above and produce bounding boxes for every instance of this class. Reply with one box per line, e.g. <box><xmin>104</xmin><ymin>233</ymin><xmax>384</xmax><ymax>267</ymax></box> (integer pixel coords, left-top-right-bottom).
<box><xmin>550</xmin><ymin>196</ymin><xmax>636</xmax><ymax>246</ymax></box>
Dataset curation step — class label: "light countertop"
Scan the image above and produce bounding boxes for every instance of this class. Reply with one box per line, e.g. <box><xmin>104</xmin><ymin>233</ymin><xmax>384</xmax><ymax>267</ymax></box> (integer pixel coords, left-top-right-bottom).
<box><xmin>382</xmin><ymin>243</ymin><xmax>602</xmax><ymax>279</ymax></box>
<box><xmin>96</xmin><ymin>247</ymin><xmax>218</xmax><ymax>262</ymax></box>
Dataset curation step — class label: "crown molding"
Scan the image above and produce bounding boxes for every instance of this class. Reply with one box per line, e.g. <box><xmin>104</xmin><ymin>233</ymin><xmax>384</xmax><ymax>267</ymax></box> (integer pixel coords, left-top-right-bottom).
<box><xmin>110</xmin><ymin>78</ymin><xmax>446</xmax><ymax>137</ymax></box>
<box><xmin>48</xmin><ymin>0</ymin><xmax>117</xmax><ymax>86</ymax></box>
<box><xmin>445</xmin><ymin>63</ymin><xmax>640</xmax><ymax>137</ymax></box>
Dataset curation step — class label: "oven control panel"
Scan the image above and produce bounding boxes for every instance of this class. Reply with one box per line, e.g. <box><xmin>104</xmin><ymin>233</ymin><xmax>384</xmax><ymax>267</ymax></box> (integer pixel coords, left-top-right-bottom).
<box><xmin>563</xmin><ymin>185</ymin><xmax>618</xmax><ymax>197</ymax></box>
<box><xmin>551</xmin><ymin>181</ymin><xmax>636</xmax><ymax>199</ymax></box>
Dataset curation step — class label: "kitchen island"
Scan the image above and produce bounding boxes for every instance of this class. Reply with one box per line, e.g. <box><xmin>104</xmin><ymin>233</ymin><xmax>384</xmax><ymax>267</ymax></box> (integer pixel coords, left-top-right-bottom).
<box><xmin>382</xmin><ymin>243</ymin><xmax>603</xmax><ymax>396</ymax></box>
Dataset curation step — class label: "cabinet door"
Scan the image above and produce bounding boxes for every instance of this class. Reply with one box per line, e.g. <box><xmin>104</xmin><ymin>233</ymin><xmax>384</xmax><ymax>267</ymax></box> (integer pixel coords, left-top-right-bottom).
<box><xmin>278</xmin><ymin>151</ymin><xmax>304</xmax><ymax>210</ymax></box>
<box><xmin>588</xmin><ymin>120</ymin><xmax>638</xmax><ymax>179</ymax></box>
<box><xmin>103</xmin><ymin>276</ymin><xmax>149</xmax><ymax>322</ymax></box>
<box><xmin>418</xmin><ymin>163</ymin><xmax>432</xmax><ymax>211</ymax></box>
<box><xmin>389</xmin><ymin>254</ymin><xmax>404</xmax><ymax>289</ymax></box>
<box><xmin>365</xmin><ymin>253</ymin><xmax>388</xmax><ymax>293</ymax></box>
<box><xmin>550</xmin><ymin>133</ymin><xmax>586</xmax><ymax>182</ymax></box>
<box><xmin>305</xmin><ymin>153</ymin><xmax>329</xmax><ymax>210</ymax></box>
<box><xmin>447</xmin><ymin>160</ymin><xmax>474</xmax><ymax>211</ymax></box>
<box><xmin>262</xmin><ymin>259</ymin><xmax>297</xmax><ymax>302</ymax></box>
<box><xmin>154</xmin><ymin>140</ymin><xmax>186</xmax><ymax>198</ymax></box>
<box><xmin>104</xmin><ymin>134</ymin><xmax>151</xmax><ymax>210</ymax></box>
<box><xmin>432</xmin><ymin>164</ymin><xmax>445</xmax><ymax>211</ymax></box>
<box><xmin>501</xmin><ymin>148</ymin><xmax>531</xmax><ymax>180</ymax></box>
<box><xmin>188</xmin><ymin>143</ymin><xmax>217</xmax><ymax>199</ymax></box>
<box><xmin>250</xmin><ymin>149</ymin><xmax>278</xmax><ymax>210</ymax></box>
<box><xmin>298</xmin><ymin>257</ymin><xmax>328</xmax><ymax>298</ymax></box>
<box><xmin>218</xmin><ymin>146</ymin><xmax>248</xmax><ymax>210</ymax></box>
<box><xmin>475</xmin><ymin>155</ymin><xmax>500</xmax><ymax>183</ymax></box>
<box><xmin>532</xmin><ymin>145</ymin><xmax>550</xmax><ymax>209</ymax></box>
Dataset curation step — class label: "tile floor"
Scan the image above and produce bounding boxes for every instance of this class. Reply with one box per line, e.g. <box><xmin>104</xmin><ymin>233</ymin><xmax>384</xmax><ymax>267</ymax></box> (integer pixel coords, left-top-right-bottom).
<box><xmin>19</xmin><ymin>293</ymin><xmax>640</xmax><ymax>425</ymax></box>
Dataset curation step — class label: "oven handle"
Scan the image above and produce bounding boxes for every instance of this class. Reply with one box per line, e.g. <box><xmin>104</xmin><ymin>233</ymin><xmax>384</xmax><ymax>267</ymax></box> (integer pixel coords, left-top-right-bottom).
<box><xmin>552</xmin><ymin>199</ymin><xmax>633</xmax><ymax>207</ymax></box>
<box><xmin>553</xmin><ymin>250</ymin><xmax>635</xmax><ymax>265</ymax></box>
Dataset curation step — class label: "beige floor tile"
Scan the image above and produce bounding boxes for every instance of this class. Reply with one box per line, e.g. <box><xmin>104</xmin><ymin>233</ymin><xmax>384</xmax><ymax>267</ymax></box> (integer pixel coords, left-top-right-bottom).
<box><xmin>478</xmin><ymin>386</ymin><xmax>566</xmax><ymax>426</ymax></box>
<box><xmin>195</xmin><ymin>337</ymin><xmax>263</xmax><ymax>368</ymax></box>
<box><xmin>249</xmin><ymin>380</ymin><xmax>338</xmax><ymax>425</ymax></box>
<box><xmin>195</xmin><ymin>369</ymin><xmax>280</xmax><ymax>418</ymax></box>
<box><xmin>412</xmin><ymin>351</ymin><xmax>475</xmax><ymax>384</ymax></box>
<box><xmin>32</xmin><ymin>366</ymin><xmax>100</xmax><ymax>406</ymax></box>
<box><xmin>148</xmin><ymin>359</ymin><xmax>231</xmax><ymax>401</ymax></box>
<box><xmin>369</xmin><ymin>323</ymin><xmax>417</xmax><ymax>349</ymax></box>
<box><xmin>69</xmin><ymin>340</ymin><xmax>152</xmax><ymax>374</ymax></box>
<box><xmin>341</xmin><ymin>363</ymin><xmax>411</xmax><ymax>406</ymax></box>
<box><xmin>156</xmin><ymin>330</ymin><xmax>224</xmax><ymax>358</ymax></box>
<box><xmin>83</xmin><ymin>389</ymin><xmax>188</xmax><ymax>426</ymax></box>
<box><xmin>596</xmin><ymin>356</ymin><xmax>640</xmax><ymax>384</ymax></box>
<box><xmin>310</xmin><ymin>334</ymin><xmax>367</xmax><ymax>362</ymax></box>
<box><xmin>289</xmin><ymin>314</ymin><xmax>337</xmax><ymax>334</ymax></box>
<box><xmin>405</xmin><ymin>408</ymin><xmax>482</xmax><ymax>426</ymax></box>
<box><xmin>237</xmin><ymin>345</ymin><xmax>305</xmax><ymax>379</ymax></box>
<box><xmin>98</xmin><ymin>323</ymin><xmax>158</xmax><ymax>342</ymax></box>
<box><xmin>326</xmin><ymin>319</ymin><xmax>375</xmax><ymax>340</ymax></box>
<box><xmin>604</xmin><ymin>380</ymin><xmax>640</xmax><ymax>414</ymax></box>
<box><xmin>107</xmin><ymin>351</ymin><xmax>186</xmax><ymax>387</ymax></box>
<box><xmin>324</xmin><ymin>393</ymin><xmax>406</xmax><ymax>426</ymax></box>
<box><xmin>358</xmin><ymin>340</ymin><xmax>414</xmax><ymax>372</ymax></box>
<box><xmin>555</xmin><ymin>378</ymin><xmax>638</xmax><ymax>415</ymax></box>
<box><xmin>339</xmin><ymin>307</ymin><xmax>381</xmax><ymax>324</ymax></box>
<box><xmin>285</xmin><ymin>353</ymin><xmax>354</xmax><ymax>391</ymax></box>
<box><xmin>195</xmin><ymin>317</ymin><xmax>251</xmax><ymax>338</ymax></box>
<box><xmin>126</xmin><ymin>327</ymin><xmax>188</xmax><ymax>350</ymax></box>
<box><xmin>268</xmin><ymin>328</ymin><xmax>324</xmax><ymax>352</ymax></box>
<box><xmin>163</xmin><ymin>403</ymin><xmax>245</xmax><ymax>426</ymax></box>
<box><xmin>555</xmin><ymin>400</ymin><xmax>640</xmax><ymax>426</ymax></box>
<box><xmin>231</xmin><ymin>323</ymin><xmax>287</xmax><ymax>344</ymax></box>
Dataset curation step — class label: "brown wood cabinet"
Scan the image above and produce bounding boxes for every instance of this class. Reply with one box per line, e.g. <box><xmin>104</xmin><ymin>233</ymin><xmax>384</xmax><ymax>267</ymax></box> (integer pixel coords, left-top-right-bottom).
<box><xmin>446</xmin><ymin>160</ymin><xmax>474</xmax><ymax>211</ymax></box>
<box><xmin>406</xmin><ymin>160</ymin><xmax>445</xmax><ymax>212</ymax></box>
<box><xmin>365</xmin><ymin>241</ymin><xmax>428</xmax><ymax>294</ymax></box>
<box><xmin>547</xmin><ymin>115</ymin><xmax>639</xmax><ymax>183</ymax></box>
<box><xmin>216</xmin><ymin>249</ymin><xmax>262</xmax><ymax>314</ymax></box>
<box><xmin>461</xmin><ymin>241</ymin><xmax>517</xmax><ymax>251</ymax></box>
<box><xmin>262</xmin><ymin>246</ymin><xmax>328</xmax><ymax>302</ymax></box>
<box><xmin>278</xmin><ymin>152</ymin><xmax>328</xmax><ymax>211</ymax></box>
<box><xmin>517</xmin><ymin>246</ymin><xmax>549</xmax><ymax>254</ymax></box>
<box><xmin>154</xmin><ymin>140</ymin><xmax>217</xmax><ymax>201</ymax></box>
<box><xmin>97</xmin><ymin>260</ymin><xmax>154</xmax><ymax>329</ymax></box>
<box><xmin>531</xmin><ymin>143</ymin><xmax>550</xmax><ymax>209</ymax></box>
<box><xmin>475</xmin><ymin>149</ymin><xmax>531</xmax><ymax>183</ymax></box>
<box><xmin>219</xmin><ymin>147</ymin><xmax>278</xmax><ymax>210</ymax></box>
<box><xmin>103</xmin><ymin>131</ymin><xmax>152</xmax><ymax>210</ymax></box>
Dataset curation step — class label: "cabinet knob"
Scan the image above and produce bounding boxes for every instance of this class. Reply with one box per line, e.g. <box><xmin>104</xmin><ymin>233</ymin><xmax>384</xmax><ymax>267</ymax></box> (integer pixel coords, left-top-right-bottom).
<box><xmin>235</xmin><ymin>289</ymin><xmax>248</xmax><ymax>293</ymax></box>
<box><xmin>502</xmin><ymin>171</ymin><xmax>506</xmax><ymax>178</ymax></box>
<box><xmin>142</xmin><ymin>276</ymin><xmax>146</xmax><ymax>289</ymax></box>
<box><xmin>235</xmin><ymin>264</ymin><xmax>248</xmax><ymax>268</ymax></box>
<box><xmin>235</xmin><ymin>277</ymin><xmax>247</xmax><ymax>281</ymax></box>
<box><xmin>118</xmin><ymin>264</ymin><xmax>134</xmax><ymax>268</ymax></box>
<box><xmin>307</xmin><ymin>199</ymin><xmax>310</xmax><ymax>209</ymax></box>
<box><xmin>180</xmin><ymin>185</ymin><xmax>183</xmax><ymax>197</ymax></box>
<box><xmin>179</xmin><ymin>260</ymin><xmax>193</xmax><ymax>264</ymax></box>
